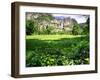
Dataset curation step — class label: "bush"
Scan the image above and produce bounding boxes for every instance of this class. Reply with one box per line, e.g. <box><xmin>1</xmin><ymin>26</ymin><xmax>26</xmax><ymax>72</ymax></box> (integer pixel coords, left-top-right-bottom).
<box><xmin>26</xmin><ymin>20</ymin><xmax>35</xmax><ymax>35</ymax></box>
<box><xmin>45</xmin><ymin>26</ymin><xmax>55</xmax><ymax>34</ymax></box>
<box><xmin>72</xmin><ymin>23</ymin><xmax>81</xmax><ymax>35</ymax></box>
<box><xmin>82</xmin><ymin>24</ymin><xmax>89</xmax><ymax>35</ymax></box>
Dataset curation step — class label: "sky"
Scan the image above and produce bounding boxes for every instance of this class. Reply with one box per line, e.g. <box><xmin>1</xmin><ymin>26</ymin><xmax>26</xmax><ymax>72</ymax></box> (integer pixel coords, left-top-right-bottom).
<box><xmin>52</xmin><ymin>14</ymin><xmax>89</xmax><ymax>23</ymax></box>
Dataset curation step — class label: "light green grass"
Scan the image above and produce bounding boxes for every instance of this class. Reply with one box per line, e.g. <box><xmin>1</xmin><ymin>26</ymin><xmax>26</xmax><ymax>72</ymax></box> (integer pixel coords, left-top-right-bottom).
<box><xmin>26</xmin><ymin>34</ymin><xmax>89</xmax><ymax>67</ymax></box>
<box><xmin>26</xmin><ymin>34</ymin><xmax>86</xmax><ymax>40</ymax></box>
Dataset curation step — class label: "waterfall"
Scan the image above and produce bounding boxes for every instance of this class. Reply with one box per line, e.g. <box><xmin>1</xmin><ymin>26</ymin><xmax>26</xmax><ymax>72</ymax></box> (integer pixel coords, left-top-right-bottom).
<box><xmin>59</xmin><ymin>20</ymin><xmax>64</xmax><ymax>29</ymax></box>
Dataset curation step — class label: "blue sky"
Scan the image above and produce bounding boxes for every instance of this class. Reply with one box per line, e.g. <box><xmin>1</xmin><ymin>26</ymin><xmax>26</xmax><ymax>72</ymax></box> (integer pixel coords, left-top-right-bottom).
<box><xmin>52</xmin><ymin>14</ymin><xmax>89</xmax><ymax>23</ymax></box>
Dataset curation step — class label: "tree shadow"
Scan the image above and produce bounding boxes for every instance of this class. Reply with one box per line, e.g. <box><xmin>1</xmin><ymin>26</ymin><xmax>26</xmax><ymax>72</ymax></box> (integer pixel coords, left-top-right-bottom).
<box><xmin>26</xmin><ymin>35</ymin><xmax>89</xmax><ymax>51</ymax></box>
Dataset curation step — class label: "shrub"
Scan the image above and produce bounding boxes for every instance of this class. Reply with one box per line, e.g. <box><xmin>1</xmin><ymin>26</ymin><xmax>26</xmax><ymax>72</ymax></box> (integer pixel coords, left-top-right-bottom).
<box><xmin>26</xmin><ymin>20</ymin><xmax>35</xmax><ymax>35</ymax></box>
<box><xmin>72</xmin><ymin>23</ymin><xmax>81</xmax><ymax>35</ymax></box>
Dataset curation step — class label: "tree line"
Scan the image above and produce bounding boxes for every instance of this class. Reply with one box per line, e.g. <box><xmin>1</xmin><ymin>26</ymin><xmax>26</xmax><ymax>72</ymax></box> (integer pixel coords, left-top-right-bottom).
<box><xmin>26</xmin><ymin>13</ymin><xmax>89</xmax><ymax>35</ymax></box>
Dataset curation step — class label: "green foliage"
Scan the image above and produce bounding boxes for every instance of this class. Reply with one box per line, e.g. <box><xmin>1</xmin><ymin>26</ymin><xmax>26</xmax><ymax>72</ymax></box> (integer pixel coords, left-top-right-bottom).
<box><xmin>26</xmin><ymin>35</ymin><xmax>89</xmax><ymax>67</ymax></box>
<box><xmin>26</xmin><ymin>20</ymin><xmax>40</xmax><ymax>35</ymax></box>
<box><xmin>45</xmin><ymin>26</ymin><xmax>55</xmax><ymax>34</ymax></box>
<box><xmin>26</xmin><ymin>14</ymin><xmax>55</xmax><ymax>35</ymax></box>
<box><xmin>25</xmin><ymin>14</ymin><xmax>90</xmax><ymax>66</ymax></box>
<box><xmin>37</xmin><ymin>14</ymin><xmax>53</xmax><ymax>22</ymax></box>
<box><xmin>26</xmin><ymin>13</ymin><xmax>90</xmax><ymax>35</ymax></box>
<box><xmin>82</xmin><ymin>24</ymin><xmax>89</xmax><ymax>35</ymax></box>
<box><xmin>26</xmin><ymin>20</ymin><xmax>35</xmax><ymax>35</ymax></box>
<box><xmin>72</xmin><ymin>23</ymin><xmax>81</xmax><ymax>35</ymax></box>
<box><xmin>81</xmin><ymin>18</ymin><xmax>90</xmax><ymax>35</ymax></box>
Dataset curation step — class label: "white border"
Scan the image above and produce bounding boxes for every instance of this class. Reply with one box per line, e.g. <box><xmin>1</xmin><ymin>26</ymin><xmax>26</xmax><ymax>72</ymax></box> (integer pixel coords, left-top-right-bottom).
<box><xmin>19</xmin><ymin>6</ymin><xmax>95</xmax><ymax>75</ymax></box>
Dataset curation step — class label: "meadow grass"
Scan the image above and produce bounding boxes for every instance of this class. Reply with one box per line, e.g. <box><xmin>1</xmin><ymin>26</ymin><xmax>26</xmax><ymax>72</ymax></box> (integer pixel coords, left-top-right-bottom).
<box><xmin>26</xmin><ymin>34</ymin><xmax>89</xmax><ymax>67</ymax></box>
<box><xmin>26</xmin><ymin>34</ymin><xmax>86</xmax><ymax>40</ymax></box>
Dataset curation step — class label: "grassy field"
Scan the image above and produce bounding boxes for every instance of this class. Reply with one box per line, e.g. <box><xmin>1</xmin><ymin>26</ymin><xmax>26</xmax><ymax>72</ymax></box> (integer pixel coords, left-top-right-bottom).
<box><xmin>26</xmin><ymin>35</ymin><xmax>89</xmax><ymax>67</ymax></box>
<box><xmin>26</xmin><ymin>35</ymin><xmax>86</xmax><ymax>40</ymax></box>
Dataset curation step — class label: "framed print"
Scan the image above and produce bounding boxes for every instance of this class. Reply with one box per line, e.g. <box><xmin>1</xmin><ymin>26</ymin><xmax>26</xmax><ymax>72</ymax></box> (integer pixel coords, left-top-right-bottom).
<box><xmin>11</xmin><ymin>2</ymin><xmax>98</xmax><ymax>78</ymax></box>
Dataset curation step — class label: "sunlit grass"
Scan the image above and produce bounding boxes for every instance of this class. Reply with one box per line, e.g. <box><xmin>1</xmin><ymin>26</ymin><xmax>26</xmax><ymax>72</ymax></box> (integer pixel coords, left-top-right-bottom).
<box><xmin>26</xmin><ymin>34</ymin><xmax>86</xmax><ymax>40</ymax></box>
<box><xmin>26</xmin><ymin>34</ymin><xmax>89</xmax><ymax>66</ymax></box>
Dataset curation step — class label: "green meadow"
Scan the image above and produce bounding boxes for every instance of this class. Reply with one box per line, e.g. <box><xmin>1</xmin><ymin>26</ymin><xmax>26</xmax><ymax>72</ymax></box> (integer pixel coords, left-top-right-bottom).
<box><xmin>26</xmin><ymin>35</ymin><xmax>89</xmax><ymax>67</ymax></box>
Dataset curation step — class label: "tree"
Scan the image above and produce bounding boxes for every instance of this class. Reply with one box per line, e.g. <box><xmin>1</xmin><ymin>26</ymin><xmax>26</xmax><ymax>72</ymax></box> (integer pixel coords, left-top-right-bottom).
<box><xmin>82</xmin><ymin>18</ymin><xmax>90</xmax><ymax>35</ymax></box>
<box><xmin>86</xmin><ymin>18</ymin><xmax>90</xmax><ymax>33</ymax></box>
<box><xmin>26</xmin><ymin>13</ymin><xmax>54</xmax><ymax>35</ymax></box>
<box><xmin>72</xmin><ymin>23</ymin><xmax>81</xmax><ymax>35</ymax></box>
<box><xmin>34</xmin><ymin>13</ymin><xmax>54</xmax><ymax>34</ymax></box>
<box><xmin>26</xmin><ymin>20</ymin><xmax>34</xmax><ymax>35</ymax></box>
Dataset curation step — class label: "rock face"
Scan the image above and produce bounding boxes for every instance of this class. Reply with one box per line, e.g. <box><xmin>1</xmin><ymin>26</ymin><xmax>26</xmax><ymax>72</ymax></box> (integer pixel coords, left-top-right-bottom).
<box><xmin>51</xmin><ymin>17</ymin><xmax>78</xmax><ymax>32</ymax></box>
<box><xmin>26</xmin><ymin>13</ymin><xmax>78</xmax><ymax>32</ymax></box>
<box><xmin>63</xmin><ymin>17</ymin><xmax>77</xmax><ymax>31</ymax></box>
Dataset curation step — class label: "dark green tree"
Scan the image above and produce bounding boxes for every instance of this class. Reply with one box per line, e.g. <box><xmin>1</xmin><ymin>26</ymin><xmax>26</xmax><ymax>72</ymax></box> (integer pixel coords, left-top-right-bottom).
<box><xmin>26</xmin><ymin>20</ymin><xmax>34</xmax><ymax>35</ymax></box>
<box><xmin>82</xmin><ymin>18</ymin><xmax>90</xmax><ymax>35</ymax></box>
<box><xmin>35</xmin><ymin>13</ymin><xmax>54</xmax><ymax>34</ymax></box>
<box><xmin>72</xmin><ymin>23</ymin><xmax>81</xmax><ymax>35</ymax></box>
